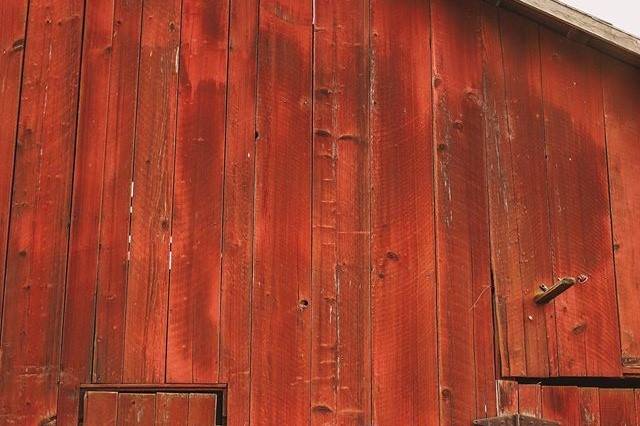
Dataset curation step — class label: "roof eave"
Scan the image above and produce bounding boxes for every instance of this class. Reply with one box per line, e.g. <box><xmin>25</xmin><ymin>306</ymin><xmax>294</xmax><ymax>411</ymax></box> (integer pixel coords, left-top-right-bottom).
<box><xmin>491</xmin><ymin>0</ymin><xmax>640</xmax><ymax>66</ymax></box>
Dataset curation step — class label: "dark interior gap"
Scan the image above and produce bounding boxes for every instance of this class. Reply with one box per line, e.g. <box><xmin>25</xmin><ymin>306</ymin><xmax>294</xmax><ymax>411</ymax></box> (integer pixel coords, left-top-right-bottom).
<box><xmin>507</xmin><ymin>376</ymin><xmax>640</xmax><ymax>389</ymax></box>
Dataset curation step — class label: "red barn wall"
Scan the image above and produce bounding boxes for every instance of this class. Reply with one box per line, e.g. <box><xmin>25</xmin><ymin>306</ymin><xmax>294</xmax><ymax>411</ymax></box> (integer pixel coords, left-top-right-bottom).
<box><xmin>0</xmin><ymin>0</ymin><xmax>639</xmax><ymax>424</ymax></box>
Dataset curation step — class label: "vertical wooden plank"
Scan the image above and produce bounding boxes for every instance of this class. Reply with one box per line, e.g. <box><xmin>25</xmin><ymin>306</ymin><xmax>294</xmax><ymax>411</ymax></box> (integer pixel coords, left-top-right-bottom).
<box><xmin>482</xmin><ymin>1</ymin><xmax>524</xmax><ymax>380</ymax></box>
<box><xmin>602</xmin><ymin>56</ymin><xmax>640</xmax><ymax>374</ymax></box>
<box><xmin>542</xmin><ymin>386</ymin><xmax>580</xmax><ymax>425</ymax></box>
<box><xmin>117</xmin><ymin>393</ymin><xmax>156</xmax><ymax>426</ymax></box>
<box><xmin>600</xmin><ymin>389</ymin><xmax>636</xmax><ymax>426</ymax></box>
<box><xmin>56</xmin><ymin>1</ymin><xmax>116</xmax><ymax>423</ymax></box>
<box><xmin>311</xmin><ymin>0</ymin><xmax>338</xmax><ymax>418</ymax></box>
<box><xmin>485</xmin><ymin>7</ymin><xmax>555</xmax><ymax>378</ymax></box>
<box><xmin>432</xmin><ymin>0</ymin><xmax>495</xmax><ymax>422</ymax></box>
<box><xmin>0</xmin><ymin>0</ymin><xmax>84</xmax><ymax>422</ymax></box>
<box><xmin>167</xmin><ymin>0</ymin><xmax>229</xmax><ymax>384</ymax></box>
<box><xmin>84</xmin><ymin>392</ymin><xmax>119</xmax><ymax>426</ymax></box>
<box><xmin>92</xmin><ymin>0</ymin><xmax>144</xmax><ymax>384</ymax></box>
<box><xmin>540</xmin><ymin>28</ymin><xmax>621</xmax><ymax>377</ymax></box>
<box><xmin>332</xmin><ymin>0</ymin><xmax>371</xmax><ymax>420</ymax></box>
<box><xmin>480</xmin><ymin>1</ymin><xmax>522</xmax><ymax>387</ymax></box>
<box><xmin>250</xmin><ymin>0</ymin><xmax>313</xmax><ymax>423</ymax></box>
<box><xmin>496</xmin><ymin>381</ymin><xmax>518</xmax><ymax>416</ymax></box>
<box><xmin>188</xmin><ymin>394</ymin><xmax>218</xmax><ymax>426</ymax></box>
<box><xmin>218</xmin><ymin>0</ymin><xmax>259</xmax><ymax>423</ymax></box>
<box><xmin>518</xmin><ymin>384</ymin><xmax>542</xmax><ymax>418</ymax></box>
<box><xmin>370</xmin><ymin>0</ymin><xmax>437</xmax><ymax>424</ymax></box>
<box><xmin>123</xmin><ymin>0</ymin><xmax>182</xmax><ymax>383</ymax></box>
<box><xmin>475</xmin><ymin>6</ymin><xmax>500</xmax><ymax>415</ymax></box>
<box><xmin>0</xmin><ymin>0</ymin><xmax>29</xmax><ymax>333</ymax></box>
<box><xmin>155</xmin><ymin>393</ymin><xmax>189</xmax><ymax>426</ymax></box>
<box><xmin>579</xmin><ymin>388</ymin><xmax>600</xmax><ymax>426</ymax></box>
<box><xmin>311</xmin><ymin>0</ymin><xmax>371</xmax><ymax>424</ymax></box>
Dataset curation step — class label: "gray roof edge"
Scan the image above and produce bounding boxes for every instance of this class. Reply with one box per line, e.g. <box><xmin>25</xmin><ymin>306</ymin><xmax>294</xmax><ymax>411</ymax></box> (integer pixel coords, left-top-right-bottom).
<box><xmin>498</xmin><ymin>0</ymin><xmax>640</xmax><ymax>60</ymax></box>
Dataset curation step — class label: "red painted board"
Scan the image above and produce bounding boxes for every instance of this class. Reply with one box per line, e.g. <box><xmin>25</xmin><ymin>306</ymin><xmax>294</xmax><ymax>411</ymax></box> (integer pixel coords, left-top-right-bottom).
<box><xmin>370</xmin><ymin>0</ymin><xmax>437</xmax><ymax>424</ymax></box>
<box><xmin>496</xmin><ymin>381</ymin><xmax>519</xmax><ymax>416</ymax></box>
<box><xmin>92</xmin><ymin>0</ymin><xmax>144</xmax><ymax>384</ymax></box>
<box><xmin>432</xmin><ymin>0</ymin><xmax>495</xmax><ymax>422</ymax></box>
<box><xmin>156</xmin><ymin>393</ymin><xmax>189</xmax><ymax>426</ymax></box>
<box><xmin>602</xmin><ymin>55</ymin><xmax>640</xmax><ymax>374</ymax></box>
<box><xmin>250</xmin><ymin>0</ymin><xmax>313</xmax><ymax>423</ymax></box>
<box><xmin>123</xmin><ymin>0</ymin><xmax>182</xmax><ymax>383</ymax></box>
<box><xmin>84</xmin><ymin>392</ymin><xmax>118</xmax><ymax>426</ymax></box>
<box><xmin>579</xmin><ymin>388</ymin><xmax>600</xmax><ymax>426</ymax></box>
<box><xmin>599</xmin><ymin>389</ymin><xmax>636</xmax><ymax>426</ymax></box>
<box><xmin>518</xmin><ymin>384</ymin><xmax>542</xmax><ymax>418</ymax></box>
<box><xmin>57</xmin><ymin>0</ymin><xmax>116</xmax><ymax>422</ymax></box>
<box><xmin>0</xmin><ymin>0</ymin><xmax>29</xmax><ymax>336</ymax></box>
<box><xmin>311</xmin><ymin>0</ymin><xmax>371</xmax><ymax>424</ymax></box>
<box><xmin>542</xmin><ymin>386</ymin><xmax>580</xmax><ymax>425</ymax></box>
<box><xmin>167</xmin><ymin>0</ymin><xmax>230</xmax><ymax>384</ymax></box>
<box><xmin>117</xmin><ymin>393</ymin><xmax>156</xmax><ymax>426</ymax></box>
<box><xmin>218</xmin><ymin>0</ymin><xmax>259</xmax><ymax>423</ymax></box>
<box><xmin>188</xmin><ymin>393</ymin><xmax>218</xmax><ymax>426</ymax></box>
<box><xmin>486</xmin><ymin>7</ymin><xmax>555</xmax><ymax>378</ymax></box>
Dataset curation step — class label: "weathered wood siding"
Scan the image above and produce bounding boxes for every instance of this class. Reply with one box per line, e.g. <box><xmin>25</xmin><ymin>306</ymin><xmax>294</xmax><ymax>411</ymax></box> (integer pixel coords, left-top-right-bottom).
<box><xmin>0</xmin><ymin>0</ymin><xmax>639</xmax><ymax>424</ymax></box>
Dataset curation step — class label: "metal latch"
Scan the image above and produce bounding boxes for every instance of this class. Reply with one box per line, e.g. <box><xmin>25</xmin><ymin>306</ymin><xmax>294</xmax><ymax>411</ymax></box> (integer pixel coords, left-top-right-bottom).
<box><xmin>473</xmin><ymin>414</ymin><xmax>559</xmax><ymax>426</ymax></box>
<box><xmin>534</xmin><ymin>277</ymin><xmax>577</xmax><ymax>305</ymax></box>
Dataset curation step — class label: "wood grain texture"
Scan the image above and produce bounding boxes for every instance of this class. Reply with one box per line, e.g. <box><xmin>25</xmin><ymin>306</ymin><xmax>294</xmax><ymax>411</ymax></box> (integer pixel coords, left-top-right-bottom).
<box><xmin>1</xmin><ymin>1</ymin><xmax>640</xmax><ymax>424</ymax></box>
<box><xmin>518</xmin><ymin>384</ymin><xmax>542</xmax><ymax>418</ymax></box>
<box><xmin>167</xmin><ymin>0</ymin><xmax>230</xmax><ymax>384</ymax></box>
<box><xmin>483</xmin><ymin>3</ymin><xmax>524</xmax><ymax>379</ymax></box>
<box><xmin>0</xmin><ymin>0</ymin><xmax>29</xmax><ymax>335</ymax></box>
<box><xmin>57</xmin><ymin>0</ymin><xmax>115</xmax><ymax>422</ymax></box>
<box><xmin>155</xmin><ymin>393</ymin><xmax>189</xmax><ymax>426</ymax></box>
<box><xmin>579</xmin><ymin>388</ymin><xmax>600</xmax><ymax>426</ymax></box>
<box><xmin>473</xmin><ymin>6</ymin><xmax>499</xmax><ymax>413</ymax></box>
<box><xmin>117</xmin><ymin>393</ymin><xmax>156</xmax><ymax>426</ymax></box>
<box><xmin>486</xmin><ymin>7</ymin><xmax>555</xmax><ymax>378</ymax></box>
<box><xmin>0</xmin><ymin>0</ymin><xmax>84</xmax><ymax>422</ymax></box>
<box><xmin>432</xmin><ymin>0</ymin><xmax>495</xmax><ymax>422</ymax></box>
<box><xmin>540</xmin><ymin>27</ymin><xmax>621</xmax><ymax>377</ymax></box>
<box><xmin>84</xmin><ymin>391</ymin><xmax>219</xmax><ymax>425</ymax></box>
<box><xmin>188</xmin><ymin>393</ymin><xmax>217</xmax><ymax>426</ymax></box>
<box><xmin>602</xmin><ymin>56</ymin><xmax>640</xmax><ymax>375</ymax></box>
<box><xmin>219</xmin><ymin>0</ymin><xmax>259</xmax><ymax>423</ymax></box>
<box><xmin>541</xmin><ymin>386</ymin><xmax>580</xmax><ymax>425</ymax></box>
<box><xmin>84</xmin><ymin>392</ymin><xmax>118</xmax><ymax>426</ymax></box>
<box><xmin>370</xmin><ymin>0</ymin><xmax>437</xmax><ymax>424</ymax></box>
<box><xmin>599</xmin><ymin>389</ymin><xmax>636</xmax><ymax>426</ymax></box>
<box><xmin>250</xmin><ymin>0</ymin><xmax>313</xmax><ymax>423</ymax></box>
<box><xmin>496</xmin><ymin>381</ymin><xmax>519</xmax><ymax>415</ymax></box>
<box><xmin>311</xmin><ymin>0</ymin><xmax>371</xmax><ymax>424</ymax></box>
<box><xmin>331</xmin><ymin>0</ymin><xmax>372</xmax><ymax>418</ymax></box>
<box><xmin>123</xmin><ymin>0</ymin><xmax>181</xmax><ymax>383</ymax></box>
<box><xmin>92</xmin><ymin>0</ymin><xmax>144</xmax><ymax>384</ymax></box>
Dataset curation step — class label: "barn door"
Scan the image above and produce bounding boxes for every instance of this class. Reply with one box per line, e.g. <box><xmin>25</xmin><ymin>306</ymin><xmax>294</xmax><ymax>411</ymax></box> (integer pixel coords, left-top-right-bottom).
<box><xmin>83</xmin><ymin>392</ymin><xmax>219</xmax><ymax>425</ymax></box>
<box><xmin>485</xmin><ymin>9</ymin><xmax>640</xmax><ymax>379</ymax></box>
